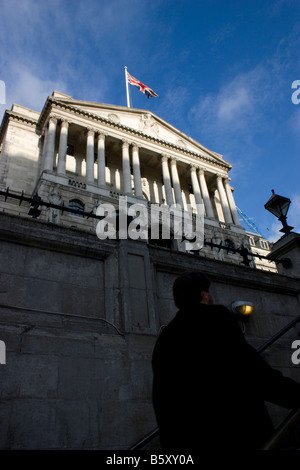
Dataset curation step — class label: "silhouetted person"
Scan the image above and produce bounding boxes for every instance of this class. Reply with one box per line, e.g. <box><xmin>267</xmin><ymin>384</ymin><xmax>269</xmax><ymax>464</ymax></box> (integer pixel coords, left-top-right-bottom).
<box><xmin>152</xmin><ymin>271</ymin><xmax>300</xmax><ymax>451</ymax></box>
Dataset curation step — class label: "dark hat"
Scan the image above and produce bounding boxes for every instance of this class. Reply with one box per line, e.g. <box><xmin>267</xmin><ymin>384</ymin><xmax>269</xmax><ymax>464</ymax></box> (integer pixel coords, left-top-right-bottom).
<box><xmin>173</xmin><ymin>271</ymin><xmax>211</xmax><ymax>309</ymax></box>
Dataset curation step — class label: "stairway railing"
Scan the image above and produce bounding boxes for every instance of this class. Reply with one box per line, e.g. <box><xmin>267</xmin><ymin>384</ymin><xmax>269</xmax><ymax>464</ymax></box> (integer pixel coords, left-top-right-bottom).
<box><xmin>129</xmin><ymin>314</ymin><xmax>300</xmax><ymax>451</ymax></box>
<box><xmin>261</xmin><ymin>408</ymin><xmax>300</xmax><ymax>450</ymax></box>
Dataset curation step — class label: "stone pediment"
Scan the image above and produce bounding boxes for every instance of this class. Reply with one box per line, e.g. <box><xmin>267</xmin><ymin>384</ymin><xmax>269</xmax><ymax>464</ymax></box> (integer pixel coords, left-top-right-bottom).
<box><xmin>44</xmin><ymin>92</ymin><xmax>226</xmax><ymax>165</ymax></box>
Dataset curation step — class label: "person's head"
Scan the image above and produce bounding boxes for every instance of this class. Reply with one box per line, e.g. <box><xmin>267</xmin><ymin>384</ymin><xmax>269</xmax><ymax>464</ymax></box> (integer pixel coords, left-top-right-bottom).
<box><xmin>173</xmin><ymin>271</ymin><xmax>212</xmax><ymax>309</ymax></box>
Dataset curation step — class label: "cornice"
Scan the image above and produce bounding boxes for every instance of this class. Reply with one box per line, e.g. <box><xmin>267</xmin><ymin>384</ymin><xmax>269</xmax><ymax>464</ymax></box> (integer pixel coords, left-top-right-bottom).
<box><xmin>0</xmin><ymin>110</ymin><xmax>40</xmax><ymax>143</ymax></box>
<box><xmin>39</xmin><ymin>97</ymin><xmax>231</xmax><ymax>171</ymax></box>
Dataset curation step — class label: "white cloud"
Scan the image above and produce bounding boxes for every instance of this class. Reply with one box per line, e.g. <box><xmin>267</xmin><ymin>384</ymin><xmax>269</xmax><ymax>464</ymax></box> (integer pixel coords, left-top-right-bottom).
<box><xmin>190</xmin><ymin>65</ymin><xmax>270</xmax><ymax>136</ymax></box>
<box><xmin>5</xmin><ymin>64</ymin><xmax>67</xmax><ymax>112</ymax></box>
<box><xmin>217</xmin><ymin>86</ymin><xmax>252</xmax><ymax>123</ymax></box>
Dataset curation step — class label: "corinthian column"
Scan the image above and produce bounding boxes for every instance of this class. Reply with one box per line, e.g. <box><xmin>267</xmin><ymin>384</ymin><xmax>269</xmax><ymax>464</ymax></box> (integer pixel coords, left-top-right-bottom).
<box><xmin>122</xmin><ymin>140</ymin><xmax>132</xmax><ymax>195</ymax></box>
<box><xmin>57</xmin><ymin>120</ymin><xmax>69</xmax><ymax>175</ymax></box>
<box><xmin>97</xmin><ymin>133</ymin><xmax>106</xmax><ymax>187</ymax></box>
<box><xmin>170</xmin><ymin>158</ymin><xmax>183</xmax><ymax>208</ymax></box>
<box><xmin>224</xmin><ymin>178</ymin><xmax>240</xmax><ymax>225</ymax></box>
<box><xmin>190</xmin><ymin>165</ymin><xmax>203</xmax><ymax>207</ymax></box>
<box><xmin>44</xmin><ymin>116</ymin><xmax>57</xmax><ymax>171</ymax></box>
<box><xmin>132</xmin><ymin>144</ymin><xmax>143</xmax><ymax>197</ymax></box>
<box><xmin>217</xmin><ymin>175</ymin><xmax>232</xmax><ymax>224</ymax></box>
<box><xmin>198</xmin><ymin>168</ymin><xmax>214</xmax><ymax>218</ymax></box>
<box><xmin>86</xmin><ymin>129</ymin><xmax>95</xmax><ymax>184</ymax></box>
<box><xmin>161</xmin><ymin>155</ymin><xmax>174</xmax><ymax>205</ymax></box>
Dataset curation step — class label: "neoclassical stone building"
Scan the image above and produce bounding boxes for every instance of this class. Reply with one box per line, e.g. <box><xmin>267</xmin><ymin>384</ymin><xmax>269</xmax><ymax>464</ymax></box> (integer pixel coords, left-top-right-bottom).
<box><xmin>0</xmin><ymin>91</ymin><xmax>274</xmax><ymax>270</ymax></box>
<box><xmin>2</xmin><ymin>92</ymin><xmax>295</xmax><ymax>450</ymax></box>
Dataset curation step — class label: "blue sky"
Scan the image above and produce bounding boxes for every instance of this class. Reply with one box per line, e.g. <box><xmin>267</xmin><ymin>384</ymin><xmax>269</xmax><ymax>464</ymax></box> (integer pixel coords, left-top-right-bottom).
<box><xmin>0</xmin><ymin>0</ymin><xmax>299</xmax><ymax>241</ymax></box>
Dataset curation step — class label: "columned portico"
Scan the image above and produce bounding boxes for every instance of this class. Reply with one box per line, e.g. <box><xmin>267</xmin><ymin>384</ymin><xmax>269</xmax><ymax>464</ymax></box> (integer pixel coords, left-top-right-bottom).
<box><xmin>86</xmin><ymin>129</ymin><xmax>95</xmax><ymax>184</ymax></box>
<box><xmin>132</xmin><ymin>144</ymin><xmax>143</xmax><ymax>198</ymax></box>
<box><xmin>38</xmin><ymin>104</ymin><xmax>241</xmax><ymax>228</ymax></box>
<box><xmin>97</xmin><ymin>133</ymin><xmax>106</xmax><ymax>187</ymax></box>
<box><xmin>190</xmin><ymin>165</ymin><xmax>203</xmax><ymax>208</ymax></box>
<box><xmin>161</xmin><ymin>155</ymin><xmax>174</xmax><ymax>205</ymax></box>
<box><xmin>217</xmin><ymin>175</ymin><xmax>232</xmax><ymax>224</ymax></box>
<box><xmin>198</xmin><ymin>168</ymin><xmax>214</xmax><ymax>218</ymax></box>
<box><xmin>170</xmin><ymin>158</ymin><xmax>183</xmax><ymax>207</ymax></box>
<box><xmin>44</xmin><ymin>116</ymin><xmax>57</xmax><ymax>171</ymax></box>
<box><xmin>122</xmin><ymin>140</ymin><xmax>132</xmax><ymax>195</ymax></box>
<box><xmin>57</xmin><ymin>120</ymin><xmax>69</xmax><ymax>175</ymax></box>
<box><xmin>224</xmin><ymin>178</ymin><xmax>240</xmax><ymax>225</ymax></box>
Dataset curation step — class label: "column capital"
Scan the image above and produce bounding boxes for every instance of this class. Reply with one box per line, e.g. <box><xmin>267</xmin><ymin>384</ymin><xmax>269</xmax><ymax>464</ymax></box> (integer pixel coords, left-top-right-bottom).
<box><xmin>86</xmin><ymin>127</ymin><xmax>95</xmax><ymax>135</ymax></box>
<box><xmin>60</xmin><ymin>119</ymin><xmax>69</xmax><ymax>128</ymax></box>
<box><xmin>190</xmin><ymin>164</ymin><xmax>198</xmax><ymax>172</ymax></box>
<box><xmin>97</xmin><ymin>131</ymin><xmax>106</xmax><ymax>138</ymax></box>
<box><xmin>132</xmin><ymin>142</ymin><xmax>141</xmax><ymax>150</ymax></box>
<box><xmin>48</xmin><ymin>115</ymin><xmax>58</xmax><ymax>125</ymax></box>
<box><xmin>198</xmin><ymin>167</ymin><xmax>205</xmax><ymax>175</ymax></box>
<box><xmin>161</xmin><ymin>153</ymin><xmax>169</xmax><ymax>162</ymax></box>
<box><xmin>122</xmin><ymin>139</ymin><xmax>129</xmax><ymax>148</ymax></box>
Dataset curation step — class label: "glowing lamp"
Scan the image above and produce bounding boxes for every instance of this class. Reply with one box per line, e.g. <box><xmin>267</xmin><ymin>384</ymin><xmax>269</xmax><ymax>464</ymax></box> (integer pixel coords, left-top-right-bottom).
<box><xmin>232</xmin><ymin>301</ymin><xmax>254</xmax><ymax>316</ymax></box>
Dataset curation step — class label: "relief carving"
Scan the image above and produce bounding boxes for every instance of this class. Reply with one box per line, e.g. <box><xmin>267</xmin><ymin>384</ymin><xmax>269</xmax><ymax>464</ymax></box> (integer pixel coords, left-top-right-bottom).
<box><xmin>139</xmin><ymin>113</ymin><xmax>159</xmax><ymax>137</ymax></box>
<box><xmin>108</xmin><ymin>113</ymin><xmax>120</xmax><ymax>123</ymax></box>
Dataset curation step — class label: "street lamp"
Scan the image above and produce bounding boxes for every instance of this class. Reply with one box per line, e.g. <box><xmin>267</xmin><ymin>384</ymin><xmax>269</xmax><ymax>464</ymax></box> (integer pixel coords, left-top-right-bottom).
<box><xmin>264</xmin><ymin>190</ymin><xmax>294</xmax><ymax>235</ymax></box>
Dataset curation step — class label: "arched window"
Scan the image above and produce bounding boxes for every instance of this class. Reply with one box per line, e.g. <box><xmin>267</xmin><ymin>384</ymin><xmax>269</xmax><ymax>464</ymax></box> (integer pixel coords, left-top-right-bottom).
<box><xmin>69</xmin><ymin>199</ymin><xmax>84</xmax><ymax>217</ymax></box>
<box><xmin>224</xmin><ymin>238</ymin><xmax>235</xmax><ymax>254</ymax></box>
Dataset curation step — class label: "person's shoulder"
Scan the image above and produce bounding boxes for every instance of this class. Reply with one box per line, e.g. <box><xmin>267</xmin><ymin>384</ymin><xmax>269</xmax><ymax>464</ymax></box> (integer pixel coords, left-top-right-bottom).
<box><xmin>201</xmin><ymin>304</ymin><xmax>241</xmax><ymax>329</ymax></box>
<box><xmin>201</xmin><ymin>304</ymin><xmax>232</xmax><ymax>318</ymax></box>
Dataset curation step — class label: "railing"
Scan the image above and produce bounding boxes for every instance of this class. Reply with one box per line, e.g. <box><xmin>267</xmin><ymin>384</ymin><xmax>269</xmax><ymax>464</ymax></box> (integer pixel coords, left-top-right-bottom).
<box><xmin>129</xmin><ymin>314</ymin><xmax>300</xmax><ymax>451</ymax></box>
<box><xmin>0</xmin><ymin>187</ymin><xmax>292</xmax><ymax>267</ymax></box>
<box><xmin>261</xmin><ymin>408</ymin><xmax>300</xmax><ymax>450</ymax></box>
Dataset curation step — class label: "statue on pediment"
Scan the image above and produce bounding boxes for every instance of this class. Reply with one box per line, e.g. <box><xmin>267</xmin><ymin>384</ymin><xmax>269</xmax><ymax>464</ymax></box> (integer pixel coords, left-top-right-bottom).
<box><xmin>139</xmin><ymin>113</ymin><xmax>159</xmax><ymax>137</ymax></box>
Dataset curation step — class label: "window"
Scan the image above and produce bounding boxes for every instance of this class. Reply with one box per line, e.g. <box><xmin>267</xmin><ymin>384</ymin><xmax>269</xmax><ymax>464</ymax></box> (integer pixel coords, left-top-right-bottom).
<box><xmin>260</xmin><ymin>240</ymin><xmax>269</xmax><ymax>250</ymax></box>
<box><xmin>249</xmin><ymin>237</ymin><xmax>255</xmax><ymax>246</ymax></box>
<box><xmin>67</xmin><ymin>144</ymin><xmax>74</xmax><ymax>156</ymax></box>
<box><xmin>69</xmin><ymin>199</ymin><xmax>84</xmax><ymax>217</ymax></box>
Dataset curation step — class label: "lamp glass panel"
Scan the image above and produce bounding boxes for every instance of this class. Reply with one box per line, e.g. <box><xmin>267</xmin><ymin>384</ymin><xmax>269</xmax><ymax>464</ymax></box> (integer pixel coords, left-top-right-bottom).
<box><xmin>266</xmin><ymin>196</ymin><xmax>290</xmax><ymax>218</ymax></box>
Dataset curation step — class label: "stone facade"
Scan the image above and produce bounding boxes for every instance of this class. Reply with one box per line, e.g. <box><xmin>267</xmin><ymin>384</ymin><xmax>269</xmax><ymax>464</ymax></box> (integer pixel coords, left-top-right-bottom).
<box><xmin>0</xmin><ymin>91</ymin><xmax>276</xmax><ymax>271</ymax></box>
<box><xmin>0</xmin><ymin>213</ymin><xmax>299</xmax><ymax>449</ymax></box>
<box><xmin>0</xmin><ymin>92</ymin><xmax>298</xmax><ymax>449</ymax></box>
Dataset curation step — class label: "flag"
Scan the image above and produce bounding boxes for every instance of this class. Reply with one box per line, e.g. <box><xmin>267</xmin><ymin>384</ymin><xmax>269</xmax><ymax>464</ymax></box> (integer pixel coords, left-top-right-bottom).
<box><xmin>127</xmin><ymin>71</ymin><xmax>158</xmax><ymax>99</ymax></box>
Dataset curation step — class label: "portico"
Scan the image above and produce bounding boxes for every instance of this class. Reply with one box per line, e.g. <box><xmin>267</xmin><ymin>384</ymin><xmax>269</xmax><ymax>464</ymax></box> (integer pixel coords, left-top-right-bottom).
<box><xmin>40</xmin><ymin>109</ymin><xmax>241</xmax><ymax>227</ymax></box>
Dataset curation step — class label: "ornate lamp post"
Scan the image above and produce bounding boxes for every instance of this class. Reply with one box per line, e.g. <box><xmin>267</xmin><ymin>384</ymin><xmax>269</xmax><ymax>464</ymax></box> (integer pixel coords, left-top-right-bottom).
<box><xmin>264</xmin><ymin>190</ymin><xmax>294</xmax><ymax>235</ymax></box>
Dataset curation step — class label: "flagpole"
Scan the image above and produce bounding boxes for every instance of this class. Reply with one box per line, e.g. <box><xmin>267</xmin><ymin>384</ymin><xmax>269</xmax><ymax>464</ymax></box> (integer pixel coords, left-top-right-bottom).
<box><xmin>124</xmin><ymin>66</ymin><xmax>130</xmax><ymax>108</ymax></box>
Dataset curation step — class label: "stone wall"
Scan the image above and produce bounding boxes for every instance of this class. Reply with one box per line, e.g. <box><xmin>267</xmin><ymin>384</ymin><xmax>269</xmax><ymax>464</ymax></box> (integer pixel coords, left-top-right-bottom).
<box><xmin>0</xmin><ymin>212</ymin><xmax>299</xmax><ymax>449</ymax></box>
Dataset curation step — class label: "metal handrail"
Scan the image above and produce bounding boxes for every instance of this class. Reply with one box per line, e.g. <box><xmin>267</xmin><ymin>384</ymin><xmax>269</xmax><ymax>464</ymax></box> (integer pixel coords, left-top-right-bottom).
<box><xmin>128</xmin><ymin>427</ymin><xmax>159</xmax><ymax>451</ymax></box>
<box><xmin>256</xmin><ymin>315</ymin><xmax>300</xmax><ymax>354</ymax></box>
<box><xmin>261</xmin><ymin>408</ymin><xmax>300</xmax><ymax>450</ymax></box>
<box><xmin>129</xmin><ymin>314</ymin><xmax>300</xmax><ymax>451</ymax></box>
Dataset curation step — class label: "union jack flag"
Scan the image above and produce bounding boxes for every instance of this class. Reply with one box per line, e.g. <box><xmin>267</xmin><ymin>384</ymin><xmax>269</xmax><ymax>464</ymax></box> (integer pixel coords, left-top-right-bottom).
<box><xmin>127</xmin><ymin>72</ymin><xmax>158</xmax><ymax>99</ymax></box>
